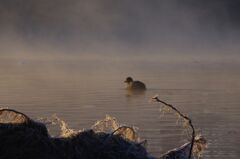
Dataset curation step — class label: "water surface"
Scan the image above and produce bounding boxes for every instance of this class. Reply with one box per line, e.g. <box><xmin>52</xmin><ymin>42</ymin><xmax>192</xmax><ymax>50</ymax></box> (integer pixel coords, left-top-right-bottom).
<box><xmin>0</xmin><ymin>56</ymin><xmax>239</xmax><ymax>158</ymax></box>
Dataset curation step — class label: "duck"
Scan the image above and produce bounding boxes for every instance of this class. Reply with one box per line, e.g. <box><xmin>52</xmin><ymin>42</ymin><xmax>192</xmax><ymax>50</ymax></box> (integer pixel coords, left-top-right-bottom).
<box><xmin>124</xmin><ymin>77</ymin><xmax>146</xmax><ymax>90</ymax></box>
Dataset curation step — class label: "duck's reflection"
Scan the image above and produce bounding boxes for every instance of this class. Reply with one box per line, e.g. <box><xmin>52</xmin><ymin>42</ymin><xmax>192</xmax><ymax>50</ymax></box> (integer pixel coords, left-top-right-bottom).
<box><xmin>125</xmin><ymin>89</ymin><xmax>146</xmax><ymax>98</ymax></box>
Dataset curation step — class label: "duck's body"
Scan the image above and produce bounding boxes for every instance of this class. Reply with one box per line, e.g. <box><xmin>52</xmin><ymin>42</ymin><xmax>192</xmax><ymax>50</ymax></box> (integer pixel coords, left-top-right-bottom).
<box><xmin>125</xmin><ymin>77</ymin><xmax>146</xmax><ymax>90</ymax></box>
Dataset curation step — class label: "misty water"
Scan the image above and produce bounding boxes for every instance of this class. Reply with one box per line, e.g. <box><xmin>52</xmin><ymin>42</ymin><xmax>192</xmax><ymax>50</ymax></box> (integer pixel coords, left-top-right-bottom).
<box><xmin>0</xmin><ymin>54</ymin><xmax>239</xmax><ymax>159</ymax></box>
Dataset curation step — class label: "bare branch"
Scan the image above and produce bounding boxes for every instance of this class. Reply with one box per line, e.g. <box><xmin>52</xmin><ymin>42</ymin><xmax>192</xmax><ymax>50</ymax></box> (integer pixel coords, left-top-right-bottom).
<box><xmin>152</xmin><ymin>96</ymin><xmax>195</xmax><ymax>159</ymax></box>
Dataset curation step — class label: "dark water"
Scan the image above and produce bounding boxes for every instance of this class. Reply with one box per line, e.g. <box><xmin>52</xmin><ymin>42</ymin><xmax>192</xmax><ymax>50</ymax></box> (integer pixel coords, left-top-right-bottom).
<box><xmin>0</xmin><ymin>56</ymin><xmax>239</xmax><ymax>158</ymax></box>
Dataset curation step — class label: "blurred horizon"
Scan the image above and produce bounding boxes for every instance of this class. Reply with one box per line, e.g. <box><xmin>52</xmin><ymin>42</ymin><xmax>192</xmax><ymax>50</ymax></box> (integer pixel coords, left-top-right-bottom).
<box><xmin>1</xmin><ymin>0</ymin><xmax>240</xmax><ymax>58</ymax></box>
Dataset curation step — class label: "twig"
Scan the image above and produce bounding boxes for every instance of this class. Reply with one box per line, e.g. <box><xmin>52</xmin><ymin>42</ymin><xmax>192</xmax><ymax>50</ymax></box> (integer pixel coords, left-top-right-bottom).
<box><xmin>152</xmin><ymin>96</ymin><xmax>195</xmax><ymax>159</ymax></box>
<box><xmin>111</xmin><ymin>126</ymin><xmax>133</xmax><ymax>135</ymax></box>
<box><xmin>0</xmin><ymin>108</ymin><xmax>30</xmax><ymax>123</ymax></box>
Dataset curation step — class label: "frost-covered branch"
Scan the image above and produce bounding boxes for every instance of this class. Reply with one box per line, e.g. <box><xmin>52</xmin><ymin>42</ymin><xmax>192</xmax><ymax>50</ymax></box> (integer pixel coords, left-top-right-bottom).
<box><xmin>152</xmin><ymin>96</ymin><xmax>195</xmax><ymax>159</ymax></box>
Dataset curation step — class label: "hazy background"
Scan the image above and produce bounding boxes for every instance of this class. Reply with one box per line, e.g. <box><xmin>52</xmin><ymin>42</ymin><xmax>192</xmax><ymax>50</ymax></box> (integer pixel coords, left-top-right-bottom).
<box><xmin>0</xmin><ymin>0</ymin><xmax>240</xmax><ymax>158</ymax></box>
<box><xmin>0</xmin><ymin>0</ymin><xmax>240</xmax><ymax>57</ymax></box>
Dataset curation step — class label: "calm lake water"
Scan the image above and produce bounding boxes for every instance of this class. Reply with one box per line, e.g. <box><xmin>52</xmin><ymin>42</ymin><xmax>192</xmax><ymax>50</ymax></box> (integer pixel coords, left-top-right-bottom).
<box><xmin>0</xmin><ymin>55</ymin><xmax>239</xmax><ymax>158</ymax></box>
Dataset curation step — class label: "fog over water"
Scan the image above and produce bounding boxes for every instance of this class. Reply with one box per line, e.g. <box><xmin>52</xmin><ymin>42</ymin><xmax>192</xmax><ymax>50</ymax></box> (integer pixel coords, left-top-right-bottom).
<box><xmin>1</xmin><ymin>0</ymin><xmax>240</xmax><ymax>52</ymax></box>
<box><xmin>0</xmin><ymin>0</ymin><xmax>240</xmax><ymax>158</ymax></box>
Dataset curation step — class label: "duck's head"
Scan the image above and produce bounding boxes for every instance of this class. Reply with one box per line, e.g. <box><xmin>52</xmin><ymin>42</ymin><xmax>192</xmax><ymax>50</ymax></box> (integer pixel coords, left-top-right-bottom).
<box><xmin>124</xmin><ymin>77</ymin><xmax>133</xmax><ymax>84</ymax></box>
